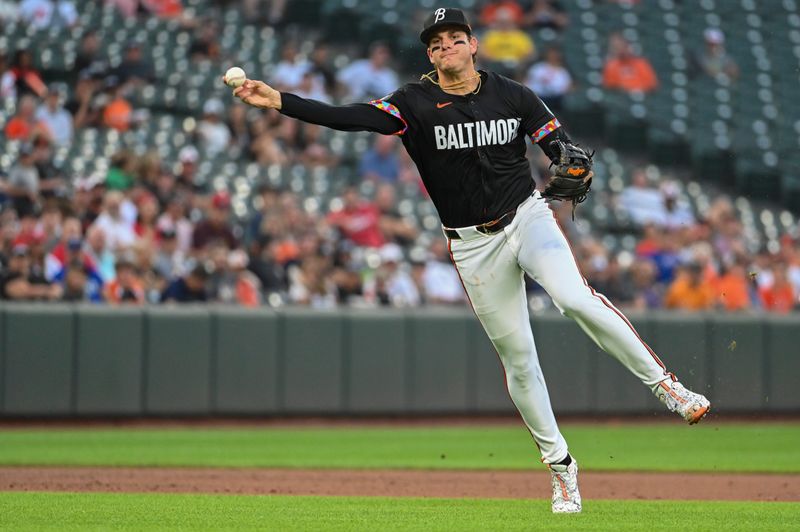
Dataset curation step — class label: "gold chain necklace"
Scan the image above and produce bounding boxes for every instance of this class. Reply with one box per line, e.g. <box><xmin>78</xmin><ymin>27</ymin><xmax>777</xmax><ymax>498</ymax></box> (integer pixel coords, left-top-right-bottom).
<box><xmin>420</xmin><ymin>70</ymin><xmax>482</xmax><ymax>94</ymax></box>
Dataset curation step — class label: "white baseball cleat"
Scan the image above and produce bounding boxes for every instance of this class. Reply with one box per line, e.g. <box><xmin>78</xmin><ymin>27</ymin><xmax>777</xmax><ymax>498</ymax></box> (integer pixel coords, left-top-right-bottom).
<box><xmin>548</xmin><ymin>458</ymin><xmax>582</xmax><ymax>514</ymax></box>
<box><xmin>654</xmin><ymin>380</ymin><xmax>711</xmax><ymax>425</ymax></box>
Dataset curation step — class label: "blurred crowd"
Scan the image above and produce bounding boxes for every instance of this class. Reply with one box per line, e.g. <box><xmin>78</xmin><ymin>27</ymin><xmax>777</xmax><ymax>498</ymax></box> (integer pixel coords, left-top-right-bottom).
<box><xmin>569</xmin><ymin>175</ymin><xmax>800</xmax><ymax>313</ymax></box>
<box><xmin>0</xmin><ymin>0</ymin><xmax>795</xmax><ymax>311</ymax></box>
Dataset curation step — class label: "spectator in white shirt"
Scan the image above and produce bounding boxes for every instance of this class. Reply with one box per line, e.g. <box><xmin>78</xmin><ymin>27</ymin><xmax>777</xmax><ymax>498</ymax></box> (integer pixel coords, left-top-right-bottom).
<box><xmin>618</xmin><ymin>168</ymin><xmax>667</xmax><ymax>227</ymax></box>
<box><xmin>525</xmin><ymin>47</ymin><xmax>572</xmax><ymax>113</ymax></box>
<box><xmin>91</xmin><ymin>190</ymin><xmax>137</xmax><ymax>252</ymax></box>
<box><xmin>422</xmin><ymin>240</ymin><xmax>465</xmax><ymax>305</ymax></box>
<box><xmin>294</xmin><ymin>71</ymin><xmax>331</xmax><ymax>103</ymax></box>
<box><xmin>659</xmin><ymin>181</ymin><xmax>696</xmax><ymax>230</ymax></box>
<box><xmin>197</xmin><ymin>98</ymin><xmax>232</xmax><ymax>156</ymax></box>
<box><xmin>35</xmin><ymin>86</ymin><xmax>73</xmax><ymax>147</ymax></box>
<box><xmin>0</xmin><ymin>50</ymin><xmax>16</xmax><ymax>102</ymax></box>
<box><xmin>271</xmin><ymin>42</ymin><xmax>311</xmax><ymax>92</ymax></box>
<box><xmin>337</xmin><ymin>43</ymin><xmax>399</xmax><ymax>102</ymax></box>
<box><xmin>788</xmin><ymin>260</ymin><xmax>800</xmax><ymax>300</ymax></box>
<box><xmin>619</xmin><ymin>171</ymin><xmax>695</xmax><ymax>229</ymax></box>
<box><xmin>379</xmin><ymin>243</ymin><xmax>420</xmax><ymax>307</ymax></box>
<box><xmin>19</xmin><ymin>0</ymin><xmax>77</xmax><ymax>30</ymax></box>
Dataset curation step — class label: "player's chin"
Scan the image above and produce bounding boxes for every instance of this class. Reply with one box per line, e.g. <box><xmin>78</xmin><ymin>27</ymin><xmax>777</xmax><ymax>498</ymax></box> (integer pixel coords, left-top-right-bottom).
<box><xmin>437</xmin><ymin>58</ymin><xmax>462</xmax><ymax>73</ymax></box>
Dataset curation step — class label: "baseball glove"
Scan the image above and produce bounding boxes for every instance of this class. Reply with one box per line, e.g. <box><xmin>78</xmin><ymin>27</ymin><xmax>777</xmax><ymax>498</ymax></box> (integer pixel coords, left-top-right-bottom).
<box><xmin>542</xmin><ymin>141</ymin><xmax>594</xmax><ymax>210</ymax></box>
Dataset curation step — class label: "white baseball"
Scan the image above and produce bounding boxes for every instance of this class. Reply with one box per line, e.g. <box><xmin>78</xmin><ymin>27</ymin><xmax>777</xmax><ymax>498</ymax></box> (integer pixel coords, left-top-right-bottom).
<box><xmin>224</xmin><ymin>67</ymin><xmax>246</xmax><ymax>88</ymax></box>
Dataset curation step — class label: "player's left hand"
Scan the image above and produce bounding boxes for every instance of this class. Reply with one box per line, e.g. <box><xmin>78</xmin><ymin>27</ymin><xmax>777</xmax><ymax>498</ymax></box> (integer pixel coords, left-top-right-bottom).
<box><xmin>542</xmin><ymin>141</ymin><xmax>594</xmax><ymax>205</ymax></box>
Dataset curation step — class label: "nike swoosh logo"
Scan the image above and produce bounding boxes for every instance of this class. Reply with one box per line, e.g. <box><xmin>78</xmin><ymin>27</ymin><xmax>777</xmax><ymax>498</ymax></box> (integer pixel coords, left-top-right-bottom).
<box><xmin>436</xmin><ymin>102</ymin><xmax>452</xmax><ymax>109</ymax></box>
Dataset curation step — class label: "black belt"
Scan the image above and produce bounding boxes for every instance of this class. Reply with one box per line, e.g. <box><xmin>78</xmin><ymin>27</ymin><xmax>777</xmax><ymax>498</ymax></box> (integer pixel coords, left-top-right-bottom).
<box><xmin>444</xmin><ymin>208</ymin><xmax>517</xmax><ymax>240</ymax></box>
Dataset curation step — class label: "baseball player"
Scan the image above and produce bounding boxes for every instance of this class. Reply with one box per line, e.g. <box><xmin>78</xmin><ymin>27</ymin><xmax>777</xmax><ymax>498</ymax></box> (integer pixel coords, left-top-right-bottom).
<box><xmin>230</xmin><ymin>8</ymin><xmax>710</xmax><ymax>514</ymax></box>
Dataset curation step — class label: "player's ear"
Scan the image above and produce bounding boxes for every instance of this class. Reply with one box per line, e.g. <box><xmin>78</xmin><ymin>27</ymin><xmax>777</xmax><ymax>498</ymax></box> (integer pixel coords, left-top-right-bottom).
<box><xmin>469</xmin><ymin>35</ymin><xmax>479</xmax><ymax>56</ymax></box>
<box><xmin>427</xmin><ymin>46</ymin><xmax>434</xmax><ymax>64</ymax></box>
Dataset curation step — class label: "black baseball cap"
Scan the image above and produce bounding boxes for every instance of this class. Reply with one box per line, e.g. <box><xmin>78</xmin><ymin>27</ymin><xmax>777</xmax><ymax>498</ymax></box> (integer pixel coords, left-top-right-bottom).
<box><xmin>420</xmin><ymin>8</ymin><xmax>472</xmax><ymax>45</ymax></box>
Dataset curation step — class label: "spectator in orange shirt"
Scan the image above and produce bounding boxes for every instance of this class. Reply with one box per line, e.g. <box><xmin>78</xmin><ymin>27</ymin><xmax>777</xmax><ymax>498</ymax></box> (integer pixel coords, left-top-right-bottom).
<box><xmin>228</xmin><ymin>249</ymin><xmax>262</xmax><ymax>307</ymax></box>
<box><xmin>759</xmin><ymin>266</ymin><xmax>797</xmax><ymax>313</ymax></box>
<box><xmin>102</xmin><ymin>82</ymin><xmax>133</xmax><ymax>131</ymax></box>
<box><xmin>104</xmin><ymin>259</ymin><xmax>145</xmax><ymax>304</ymax></box>
<box><xmin>664</xmin><ymin>262</ymin><xmax>715</xmax><ymax>311</ymax></box>
<box><xmin>142</xmin><ymin>0</ymin><xmax>183</xmax><ymax>18</ymax></box>
<box><xmin>602</xmin><ymin>33</ymin><xmax>658</xmax><ymax>94</ymax></box>
<box><xmin>714</xmin><ymin>262</ymin><xmax>752</xmax><ymax>311</ymax></box>
<box><xmin>5</xmin><ymin>95</ymin><xmax>49</xmax><ymax>141</ymax></box>
<box><xmin>479</xmin><ymin>0</ymin><xmax>525</xmax><ymax>26</ymax></box>
<box><xmin>107</xmin><ymin>0</ymin><xmax>184</xmax><ymax>19</ymax></box>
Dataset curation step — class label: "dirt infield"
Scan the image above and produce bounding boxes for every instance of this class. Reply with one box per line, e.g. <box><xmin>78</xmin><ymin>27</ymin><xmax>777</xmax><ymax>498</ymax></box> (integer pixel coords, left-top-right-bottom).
<box><xmin>1</xmin><ymin>467</ymin><xmax>798</xmax><ymax>501</ymax></box>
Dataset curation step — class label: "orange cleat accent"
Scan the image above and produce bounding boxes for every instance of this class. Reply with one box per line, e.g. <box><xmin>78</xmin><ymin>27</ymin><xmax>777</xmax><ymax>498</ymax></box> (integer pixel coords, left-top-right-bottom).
<box><xmin>688</xmin><ymin>404</ymin><xmax>710</xmax><ymax>425</ymax></box>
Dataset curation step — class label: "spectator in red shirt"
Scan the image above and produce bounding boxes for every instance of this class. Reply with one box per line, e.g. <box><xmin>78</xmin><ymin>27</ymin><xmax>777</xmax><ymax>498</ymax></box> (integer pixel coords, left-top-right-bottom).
<box><xmin>759</xmin><ymin>266</ymin><xmax>797</xmax><ymax>313</ymax></box>
<box><xmin>327</xmin><ymin>186</ymin><xmax>385</xmax><ymax>248</ymax></box>
<box><xmin>635</xmin><ymin>223</ymin><xmax>662</xmax><ymax>258</ymax></box>
<box><xmin>11</xmin><ymin>213</ymin><xmax>46</xmax><ymax>249</ymax></box>
<box><xmin>602</xmin><ymin>33</ymin><xmax>658</xmax><ymax>94</ymax></box>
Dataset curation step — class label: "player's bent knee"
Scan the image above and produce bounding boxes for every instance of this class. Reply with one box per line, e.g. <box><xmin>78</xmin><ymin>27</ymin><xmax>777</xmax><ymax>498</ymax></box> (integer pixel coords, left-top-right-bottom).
<box><xmin>550</xmin><ymin>288</ymin><xmax>592</xmax><ymax>318</ymax></box>
<box><xmin>491</xmin><ymin>329</ymin><xmax>535</xmax><ymax>361</ymax></box>
<box><xmin>507</xmin><ymin>361</ymin><xmax>533</xmax><ymax>390</ymax></box>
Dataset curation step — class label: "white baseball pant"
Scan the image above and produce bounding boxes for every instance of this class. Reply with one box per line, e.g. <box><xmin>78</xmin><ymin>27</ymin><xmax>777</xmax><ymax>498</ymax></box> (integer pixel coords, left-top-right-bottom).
<box><xmin>446</xmin><ymin>191</ymin><xmax>673</xmax><ymax>464</ymax></box>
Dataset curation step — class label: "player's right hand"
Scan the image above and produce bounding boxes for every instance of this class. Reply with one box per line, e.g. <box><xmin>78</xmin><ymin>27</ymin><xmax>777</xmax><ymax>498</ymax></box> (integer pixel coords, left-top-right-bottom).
<box><xmin>231</xmin><ymin>79</ymin><xmax>282</xmax><ymax>110</ymax></box>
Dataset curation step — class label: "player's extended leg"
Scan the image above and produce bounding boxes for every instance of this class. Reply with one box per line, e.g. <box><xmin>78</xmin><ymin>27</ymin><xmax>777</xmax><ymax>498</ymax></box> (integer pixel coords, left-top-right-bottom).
<box><xmin>511</xmin><ymin>193</ymin><xmax>710</xmax><ymax>424</ymax></box>
<box><xmin>447</xmin><ymin>230</ymin><xmax>570</xmax><ymax>465</ymax></box>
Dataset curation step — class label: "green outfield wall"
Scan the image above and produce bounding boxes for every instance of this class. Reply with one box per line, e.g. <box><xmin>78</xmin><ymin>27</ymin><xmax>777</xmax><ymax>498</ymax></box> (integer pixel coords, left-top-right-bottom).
<box><xmin>0</xmin><ymin>304</ymin><xmax>797</xmax><ymax>417</ymax></box>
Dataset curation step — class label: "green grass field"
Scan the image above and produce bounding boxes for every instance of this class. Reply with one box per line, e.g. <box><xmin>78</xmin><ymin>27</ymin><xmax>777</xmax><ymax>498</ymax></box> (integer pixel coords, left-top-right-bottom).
<box><xmin>0</xmin><ymin>492</ymin><xmax>798</xmax><ymax>531</ymax></box>
<box><xmin>1</xmin><ymin>423</ymin><xmax>798</xmax><ymax>530</ymax></box>
<box><xmin>0</xmin><ymin>423</ymin><xmax>798</xmax><ymax>472</ymax></box>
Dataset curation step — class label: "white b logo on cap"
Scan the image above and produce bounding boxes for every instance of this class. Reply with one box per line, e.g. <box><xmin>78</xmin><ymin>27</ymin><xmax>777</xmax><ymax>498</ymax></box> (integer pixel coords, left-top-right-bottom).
<box><xmin>434</xmin><ymin>8</ymin><xmax>446</xmax><ymax>23</ymax></box>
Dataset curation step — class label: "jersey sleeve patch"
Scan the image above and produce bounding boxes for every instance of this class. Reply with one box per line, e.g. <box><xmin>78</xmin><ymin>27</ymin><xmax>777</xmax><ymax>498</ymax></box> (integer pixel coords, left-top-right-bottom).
<box><xmin>530</xmin><ymin>117</ymin><xmax>561</xmax><ymax>144</ymax></box>
<box><xmin>369</xmin><ymin>99</ymin><xmax>408</xmax><ymax>136</ymax></box>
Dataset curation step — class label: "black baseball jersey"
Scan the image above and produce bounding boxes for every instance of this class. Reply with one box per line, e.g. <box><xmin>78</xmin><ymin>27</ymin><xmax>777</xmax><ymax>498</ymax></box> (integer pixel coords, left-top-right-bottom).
<box><xmin>279</xmin><ymin>70</ymin><xmax>563</xmax><ymax>228</ymax></box>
